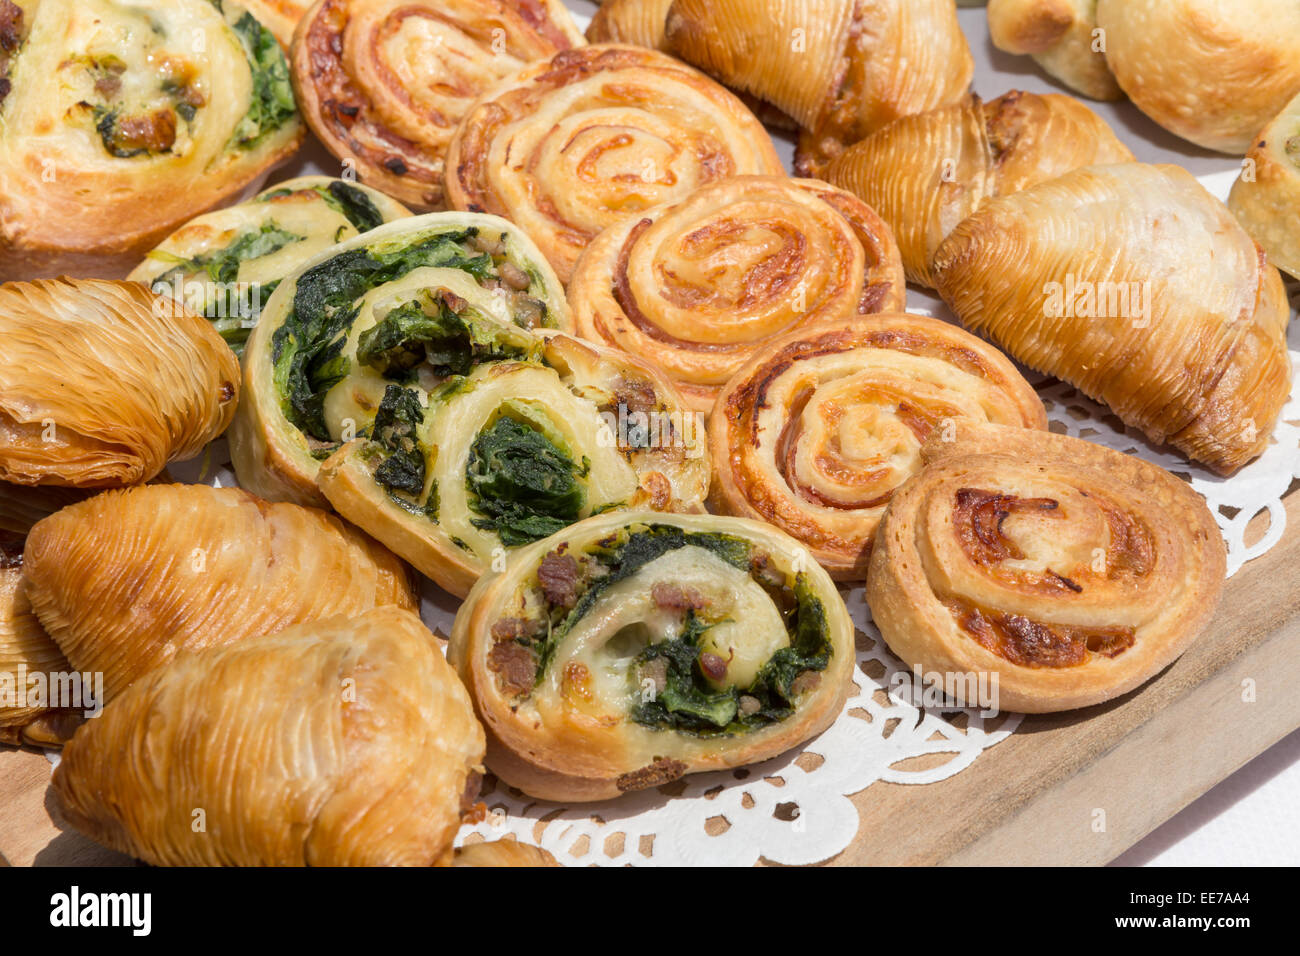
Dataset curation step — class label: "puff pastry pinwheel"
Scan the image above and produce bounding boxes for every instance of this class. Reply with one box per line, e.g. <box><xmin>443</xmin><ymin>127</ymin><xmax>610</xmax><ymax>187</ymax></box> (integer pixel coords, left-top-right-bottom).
<box><xmin>1095</xmin><ymin>0</ymin><xmax>1300</xmax><ymax>154</ymax></box>
<box><xmin>0</xmin><ymin>279</ymin><xmax>240</xmax><ymax>488</ymax></box>
<box><xmin>825</xmin><ymin>91</ymin><xmax>1133</xmax><ymax>287</ymax></box>
<box><xmin>867</xmin><ymin>422</ymin><xmax>1226</xmax><ymax>713</ymax></box>
<box><xmin>933</xmin><ymin>163</ymin><xmax>1292</xmax><ymax>476</ymax></box>
<box><xmin>448</xmin><ymin>512</ymin><xmax>854</xmax><ymax>801</ymax></box>
<box><xmin>451</xmin><ymin>841</ymin><xmax>559</xmax><ymax>867</ymax></box>
<box><xmin>664</xmin><ymin>0</ymin><xmax>973</xmax><ymax>177</ymax></box>
<box><xmin>0</xmin><ymin>0</ymin><xmax>303</xmax><ymax>280</ymax></box>
<box><xmin>444</xmin><ymin>45</ymin><xmax>785</xmax><ymax>282</ymax></box>
<box><xmin>567</xmin><ymin>176</ymin><xmax>906</xmax><ymax>414</ymax></box>
<box><xmin>53</xmin><ymin>606</ymin><xmax>486</xmax><ymax>866</ymax></box>
<box><xmin>292</xmin><ymin>0</ymin><xmax>583</xmax><ymax>212</ymax></box>
<box><xmin>1229</xmin><ymin>91</ymin><xmax>1300</xmax><ymax>280</ymax></box>
<box><xmin>129</xmin><ymin>176</ymin><xmax>411</xmax><ymax>356</ymax></box>
<box><xmin>987</xmin><ymin>0</ymin><xmax>1120</xmax><ymax>101</ymax></box>
<box><xmin>23</xmin><ymin>483</ymin><xmax>416</xmax><ymax>702</ymax></box>
<box><xmin>710</xmin><ymin>316</ymin><xmax>1047</xmax><ymax>580</ymax></box>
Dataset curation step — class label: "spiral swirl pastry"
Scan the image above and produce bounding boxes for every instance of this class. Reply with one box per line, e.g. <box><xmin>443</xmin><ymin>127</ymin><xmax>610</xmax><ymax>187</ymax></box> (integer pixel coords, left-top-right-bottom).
<box><xmin>568</xmin><ymin>176</ymin><xmax>906</xmax><ymax>413</ymax></box>
<box><xmin>709</xmin><ymin>316</ymin><xmax>1047</xmax><ymax>580</ymax></box>
<box><xmin>449</xmin><ymin>512</ymin><xmax>854</xmax><ymax>801</ymax></box>
<box><xmin>24</xmin><ymin>484</ymin><xmax>416</xmax><ymax>701</ymax></box>
<box><xmin>866</xmin><ymin>422</ymin><xmax>1227</xmax><ymax>713</ymax></box>
<box><xmin>0</xmin><ymin>279</ymin><xmax>240</xmax><ymax>488</ymax></box>
<box><xmin>292</xmin><ymin>0</ymin><xmax>583</xmax><ymax>211</ymax></box>
<box><xmin>53</xmin><ymin>607</ymin><xmax>485</xmax><ymax>866</ymax></box>
<box><xmin>445</xmin><ymin>45</ymin><xmax>785</xmax><ymax>282</ymax></box>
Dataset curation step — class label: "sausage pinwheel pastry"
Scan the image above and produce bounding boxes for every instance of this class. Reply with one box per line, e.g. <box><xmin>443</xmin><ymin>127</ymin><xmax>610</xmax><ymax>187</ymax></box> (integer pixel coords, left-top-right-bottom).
<box><xmin>709</xmin><ymin>316</ymin><xmax>1046</xmax><ymax>580</ymax></box>
<box><xmin>933</xmin><ymin>163</ymin><xmax>1292</xmax><ymax>476</ymax></box>
<box><xmin>449</xmin><ymin>512</ymin><xmax>855</xmax><ymax>802</ymax></box>
<box><xmin>825</xmin><ymin>91</ymin><xmax>1133</xmax><ymax>287</ymax></box>
<box><xmin>53</xmin><ymin>607</ymin><xmax>486</xmax><ymax>866</ymax></box>
<box><xmin>987</xmin><ymin>0</ymin><xmax>1121</xmax><ymax>101</ymax></box>
<box><xmin>129</xmin><ymin>176</ymin><xmax>411</xmax><ymax>356</ymax></box>
<box><xmin>292</xmin><ymin>0</ymin><xmax>584</xmax><ymax>211</ymax></box>
<box><xmin>0</xmin><ymin>279</ymin><xmax>240</xmax><ymax>488</ymax></box>
<box><xmin>1096</xmin><ymin>0</ymin><xmax>1300</xmax><ymax>154</ymax></box>
<box><xmin>444</xmin><ymin>45</ymin><xmax>785</xmax><ymax>282</ymax></box>
<box><xmin>568</xmin><ymin>176</ymin><xmax>906</xmax><ymax>414</ymax></box>
<box><xmin>867</xmin><ymin>422</ymin><xmax>1226</xmax><ymax>713</ymax></box>
<box><xmin>0</xmin><ymin>0</ymin><xmax>303</xmax><ymax>280</ymax></box>
<box><xmin>23</xmin><ymin>484</ymin><xmax>416</xmax><ymax>701</ymax></box>
<box><xmin>664</xmin><ymin>0</ymin><xmax>973</xmax><ymax>177</ymax></box>
<box><xmin>1229</xmin><ymin>91</ymin><xmax>1300</xmax><ymax>280</ymax></box>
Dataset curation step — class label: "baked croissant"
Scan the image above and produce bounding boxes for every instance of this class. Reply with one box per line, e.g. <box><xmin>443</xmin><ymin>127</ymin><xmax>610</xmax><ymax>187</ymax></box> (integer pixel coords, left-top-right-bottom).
<box><xmin>23</xmin><ymin>483</ymin><xmax>416</xmax><ymax>701</ymax></box>
<box><xmin>53</xmin><ymin>607</ymin><xmax>485</xmax><ymax>866</ymax></box>
<box><xmin>1229</xmin><ymin>91</ymin><xmax>1300</xmax><ymax>280</ymax></box>
<box><xmin>567</xmin><ymin>176</ymin><xmax>906</xmax><ymax>413</ymax></box>
<box><xmin>444</xmin><ymin>45</ymin><xmax>785</xmax><ymax>283</ymax></box>
<box><xmin>129</xmin><ymin>176</ymin><xmax>411</xmax><ymax>356</ymax></box>
<box><xmin>292</xmin><ymin>0</ymin><xmax>583</xmax><ymax>211</ymax></box>
<box><xmin>1096</xmin><ymin>0</ymin><xmax>1300</xmax><ymax>154</ymax></box>
<box><xmin>0</xmin><ymin>279</ymin><xmax>240</xmax><ymax>488</ymax></box>
<box><xmin>0</xmin><ymin>0</ymin><xmax>303</xmax><ymax>280</ymax></box>
<box><xmin>824</xmin><ymin>91</ymin><xmax>1134</xmax><ymax>287</ymax></box>
<box><xmin>710</xmin><ymin>315</ymin><xmax>1047</xmax><ymax>580</ymax></box>
<box><xmin>932</xmin><ymin>163</ymin><xmax>1292</xmax><ymax>476</ymax></box>
<box><xmin>230</xmin><ymin>212</ymin><xmax>572</xmax><ymax>506</ymax></box>
<box><xmin>449</xmin><ymin>512</ymin><xmax>855</xmax><ymax>802</ymax></box>
<box><xmin>866</xmin><ymin>422</ymin><xmax>1226</xmax><ymax>713</ymax></box>
<box><xmin>987</xmin><ymin>0</ymin><xmax>1121</xmax><ymax>101</ymax></box>
<box><xmin>664</xmin><ymin>0</ymin><xmax>973</xmax><ymax>177</ymax></box>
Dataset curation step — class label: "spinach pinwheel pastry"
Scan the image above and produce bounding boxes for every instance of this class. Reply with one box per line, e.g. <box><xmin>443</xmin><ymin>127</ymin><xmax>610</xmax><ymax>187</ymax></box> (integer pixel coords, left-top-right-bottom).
<box><xmin>0</xmin><ymin>279</ymin><xmax>240</xmax><ymax>488</ymax></box>
<box><xmin>0</xmin><ymin>0</ymin><xmax>303</xmax><ymax>280</ymax></box>
<box><xmin>23</xmin><ymin>483</ymin><xmax>416</xmax><ymax>701</ymax></box>
<box><xmin>53</xmin><ymin>607</ymin><xmax>486</xmax><ymax>866</ymax></box>
<box><xmin>129</xmin><ymin>176</ymin><xmax>411</xmax><ymax>356</ymax></box>
<box><xmin>240</xmin><ymin>0</ymin><xmax>311</xmax><ymax>48</ymax></box>
<box><xmin>449</xmin><ymin>512</ymin><xmax>855</xmax><ymax>802</ymax></box>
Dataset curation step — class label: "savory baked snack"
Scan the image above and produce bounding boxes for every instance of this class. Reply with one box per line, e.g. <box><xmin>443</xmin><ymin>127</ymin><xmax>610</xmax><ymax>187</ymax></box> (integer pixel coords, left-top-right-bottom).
<box><xmin>1095</xmin><ymin>0</ymin><xmax>1300</xmax><ymax>153</ymax></box>
<box><xmin>0</xmin><ymin>0</ymin><xmax>303</xmax><ymax>280</ymax></box>
<box><xmin>292</xmin><ymin>0</ymin><xmax>583</xmax><ymax>211</ymax></box>
<box><xmin>451</xmin><ymin>841</ymin><xmax>559</xmax><ymax>867</ymax></box>
<box><xmin>128</xmin><ymin>176</ymin><xmax>411</xmax><ymax>356</ymax></box>
<box><xmin>587</xmin><ymin>0</ymin><xmax>671</xmax><ymax>49</ymax></box>
<box><xmin>710</xmin><ymin>316</ymin><xmax>1047</xmax><ymax>580</ymax></box>
<box><xmin>448</xmin><ymin>512</ymin><xmax>855</xmax><ymax>802</ymax></box>
<box><xmin>53</xmin><ymin>606</ymin><xmax>485</xmax><ymax>866</ymax></box>
<box><xmin>933</xmin><ymin>163</ymin><xmax>1291</xmax><ymax>476</ymax></box>
<box><xmin>567</xmin><ymin>176</ymin><xmax>906</xmax><ymax>413</ymax></box>
<box><xmin>664</xmin><ymin>0</ymin><xmax>973</xmax><ymax>177</ymax></box>
<box><xmin>866</xmin><ymin>422</ymin><xmax>1227</xmax><ymax>713</ymax></box>
<box><xmin>825</xmin><ymin>91</ymin><xmax>1134</xmax><ymax>287</ymax></box>
<box><xmin>23</xmin><ymin>483</ymin><xmax>415</xmax><ymax>701</ymax></box>
<box><xmin>241</xmin><ymin>0</ymin><xmax>311</xmax><ymax>48</ymax></box>
<box><xmin>987</xmin><ymin>0</ymin><xmax>1121</xmax><ymax>101</ymax></box>
<box><xmin>1229</xmin><ymin>91</ymin><xmax>1300</xmax><ymax>280</ymax></box>
<box><xmin>230</xmin><ymin>212</ymin><xmax>571</xmax><ymax>506</ymax></box>
<box><xmin>0</xmin><ymin>279</ymin><xmax>240</xmax><ymax>488</ymax></box>
<box><xmin>444</xmin><ymin>45</ymin><xmax>785</xmax><ymax>282</ymax></box>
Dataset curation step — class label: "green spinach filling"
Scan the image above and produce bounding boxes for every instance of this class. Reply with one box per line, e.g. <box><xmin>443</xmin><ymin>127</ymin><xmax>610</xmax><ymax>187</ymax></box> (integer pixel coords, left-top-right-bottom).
<box><xmin>356</xmin><ymin>292</ymin><xmax>531</xmax><ymax>380</ymax></box>
<box><xmin>261</xmin><ymin>181</ymin><xmax>387</xmax><ymax>233</ymax></box>
<box><xmin>370</xmin><ymin>384</ymin><xmax>427</xmax><ymax>498</ymax></box>
<box><xmin>222</xmin><ymin>5</ymin><xmax>296</xmax><ymax>150</ymax></box>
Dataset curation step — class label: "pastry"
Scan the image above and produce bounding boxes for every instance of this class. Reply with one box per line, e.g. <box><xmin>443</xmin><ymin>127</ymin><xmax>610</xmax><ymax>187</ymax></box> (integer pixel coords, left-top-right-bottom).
<box><xmin>987</xmin><ymin>0</ymin><xmax>1121</xmax><ymax>101</ymax></box>
<box><xmin>1229</xmin><ymin>91</ymin><xmax>1300</xmax><ymax>280</ymax></box>
<box><xmin>933</xmin><ymin>163</ymin><xmax>1291</xmax><ymax>476</ymax></box>
<box><xmin>451</xmin><ymin>841</ymin><xmax>559</xmax><ymax>867</ymax></box>
<box><xmin>241</xmin><ymin>0</ymin><xmax>312</xmax><ymax>48</ymax></box>
<box><xmin>448</xmin><ymin>512</ymin><xmax>855</xmax><ymax>802</ymax></box>
<box><xmin>866</xmin><ymin>422</ymin><xmax>1226</xmax><ymax>713</ymax></box>
<box><xmin>567</xmin><ymin>176</ymin><xmax>906</xmax><ymax>413</ymax></box>
<box><xmin>587</xmin><ymin>0</ymin><xmax>671</xmax><ymax>50</ymax></box>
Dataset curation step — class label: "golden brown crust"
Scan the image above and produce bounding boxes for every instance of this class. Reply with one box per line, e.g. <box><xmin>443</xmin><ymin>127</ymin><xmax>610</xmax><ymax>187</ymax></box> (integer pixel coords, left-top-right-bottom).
<box><xmin>451</xmin><ymin>840</ymin><xmax>559</xmax><ymax>867</ymax></box>
<box><xmin>988</xmin><ymin>0</ymin><xmax>1121</xmax><ymax>101</ymax></box>
<box><xmin>1229</xmin><ymin>90</ymin><xmax>1300</xmax><ymax>279</ymax></box>
<box><xmin>587</xmin><ymin>0</ymin><xmax>672</xmax><ymax>49</ymax></box>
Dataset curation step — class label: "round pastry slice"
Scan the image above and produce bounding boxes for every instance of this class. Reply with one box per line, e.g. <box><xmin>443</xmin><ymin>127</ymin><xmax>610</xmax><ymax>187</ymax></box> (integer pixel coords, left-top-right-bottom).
<box><xmin>53</xmin><ymin>606</ymin><xmax>485</xmax><ymax>866</ymax></box>
<box><xmin>0</xmin><ymin>279</ymin><xmax>240</xmax><ymax>488</ymax></box>
<box><xmin>23</xmin><ymin>483</ymin><xmax>416</xmax><ymax>702</ymax></box>
<box><xmin>292</xmin><ymin>0</ymin><xmax>584</xmax><ymax>211</ymax></box>
<box><xmin>1229</xmin><ymin>90</ymin><xmax>1300</xmax><ymax>280</ymax></box>
<box><xmin>444</xmin><ymin>45</ymin><xmax>785</xmax><ymax>282</ymax></box>
<box><xmin>568</xmin><ymin>176</ymin><xmax>906</xmax><ymax>413</ymax></box>
<box><xmin>0</xmin><ymin>0</ymin><xmax>303</xmax><ymax>280</ymax></box>
<box><xmin>449</xmin><ymin>512</ymin><xmax>855</xmax><ymax>802</ymax></box>
<box><xmin>710</xmin><ymin>316</ymin><xmax>1047</xmax><ymax>580</ymax></box>
<box><xmin>129</xmin><ymin>176</ymin><xmax>412</xmax><ymax>356</ymax></box>
<box><xmin>230</xmin><ymin>212</ymin><xmax>572</xmax><ymax>506</ymax></box>
<box><xmin>867</xmin><ymin>422</ymin><xmax>1227</xmax><ymax>714</ymax></box>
